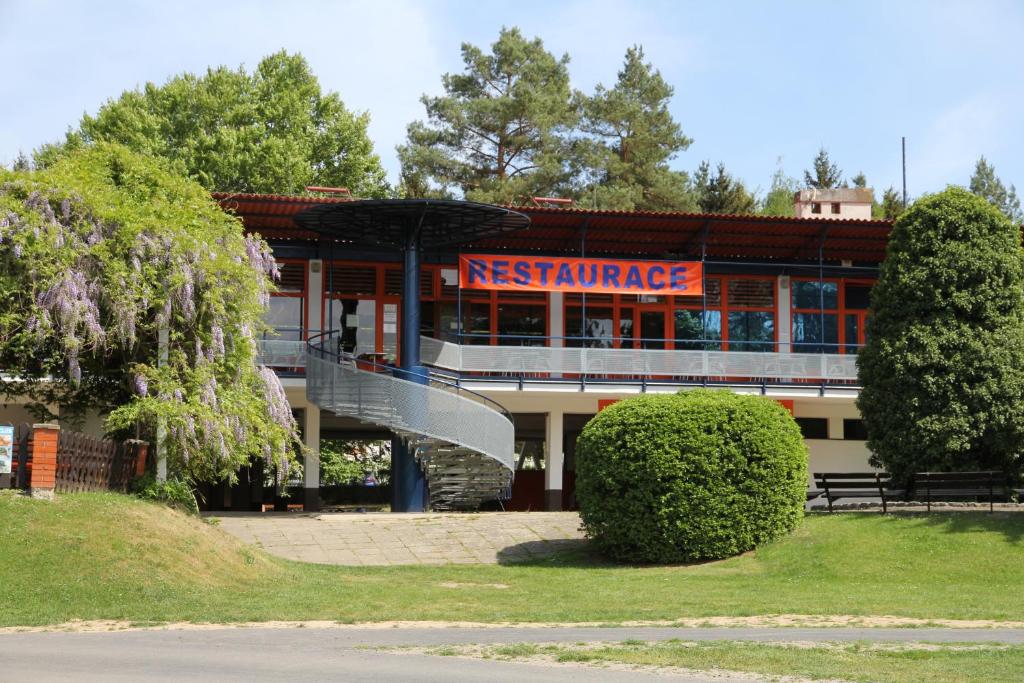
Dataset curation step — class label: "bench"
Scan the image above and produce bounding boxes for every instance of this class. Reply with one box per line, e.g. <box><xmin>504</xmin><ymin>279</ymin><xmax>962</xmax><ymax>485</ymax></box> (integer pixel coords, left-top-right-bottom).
<box><xmin>813</xmin><ymin>472</ymin><xmax>904</xmax><ymax>513</ymax></box>
<box><xmin>913</xmin><ymin>471</ymin><xmax>1009</xmax><ymax>512</ymax></box>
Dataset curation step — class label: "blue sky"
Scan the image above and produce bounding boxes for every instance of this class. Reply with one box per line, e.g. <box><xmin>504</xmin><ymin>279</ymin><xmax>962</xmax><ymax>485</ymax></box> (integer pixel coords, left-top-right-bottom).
<box><xmin>2</xmin><ymin>0</ymin><xmax>1022</xmax><ymax>200</ymax></box>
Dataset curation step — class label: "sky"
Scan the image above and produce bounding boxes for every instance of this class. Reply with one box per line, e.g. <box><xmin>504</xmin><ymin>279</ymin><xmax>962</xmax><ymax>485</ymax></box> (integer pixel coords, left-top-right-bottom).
<box><xmin>2</xmin><ymin>0</ymin><xmax>1023</xmax><ymax>199</ymax></box>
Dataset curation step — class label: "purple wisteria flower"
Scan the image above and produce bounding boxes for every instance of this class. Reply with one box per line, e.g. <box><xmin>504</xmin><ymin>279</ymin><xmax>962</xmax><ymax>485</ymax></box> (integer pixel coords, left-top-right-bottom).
<box><xmin>133</xmin><ymin>374</ymin><xmax>148</xmax><ymax>397</ymax></box>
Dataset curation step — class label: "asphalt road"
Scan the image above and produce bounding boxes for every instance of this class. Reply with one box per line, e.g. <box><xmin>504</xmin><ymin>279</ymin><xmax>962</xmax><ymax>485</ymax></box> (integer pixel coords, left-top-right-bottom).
<box><xmin>3</xmin><ymin>626</ymin><xmax>1023</xmax><ymax>682</ymax></box>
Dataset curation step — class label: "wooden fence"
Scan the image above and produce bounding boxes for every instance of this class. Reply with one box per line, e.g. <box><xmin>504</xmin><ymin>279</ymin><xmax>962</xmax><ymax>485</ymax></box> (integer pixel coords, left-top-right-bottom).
<box><xmin>56</xmin><ymin>431</ymin><xmax>146</xmax><ymax>493</ymax></box>
<box><xmin>2</xmin><ymin>423</ymin><xmax>147</xmax><ymax>494</ymax></box>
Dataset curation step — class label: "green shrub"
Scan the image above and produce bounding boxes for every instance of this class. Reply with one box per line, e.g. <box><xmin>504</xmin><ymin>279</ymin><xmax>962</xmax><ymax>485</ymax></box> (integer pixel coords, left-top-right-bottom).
<box><xmin>132</xmin><ymin>474</ymin><xmax>199</xmax><ymax>515</ymax></box>
<box><xmin>857</xmin><ymin>187</ymin><xmax>1024</xmax><ymax>484</ymax></box>
<box><xmin>574</xmin><ymin>390</ymin><xmax>807</xmax><ymax>563</ymax></box>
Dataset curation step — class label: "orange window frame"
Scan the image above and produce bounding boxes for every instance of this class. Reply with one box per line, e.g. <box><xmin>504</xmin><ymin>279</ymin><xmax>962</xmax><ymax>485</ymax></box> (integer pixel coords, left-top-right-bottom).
<box><xmin>790</xmin><ymin>277</ymin><xmax>875</xmax><ymax>353</ymax></box>
<box><xmin>269</xmin><ymin>258</ymin><xmax>308</xmax><ymax>340</ymax></box>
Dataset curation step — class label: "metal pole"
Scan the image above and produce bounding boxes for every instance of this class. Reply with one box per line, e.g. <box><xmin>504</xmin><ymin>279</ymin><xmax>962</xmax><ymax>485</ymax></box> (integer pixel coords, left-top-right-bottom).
<box><xmin>902</xmin><ymin>136</ymin><xmax>907</xmax><ymax>208</ymax></box>
<box><xmin>392</xmin><ymin>212</ymin><xmax>428</xmax><ymax>513</ymax></box>
<box><xmin>701</xmin><ymin>220</ymin><xmax>710</xmax><ymax>349</ymax></box>
<box><xmin>580</xmin><ymin>219</ymin><xmax>588</xmax><ymax>341</ymax></box>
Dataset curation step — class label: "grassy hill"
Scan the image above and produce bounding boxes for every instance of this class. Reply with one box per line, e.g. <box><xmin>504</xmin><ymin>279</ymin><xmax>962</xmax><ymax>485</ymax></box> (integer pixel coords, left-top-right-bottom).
<box><xmin>1</xmin><ymin>491</ymin><xmax>1023</xmax><ymax>627</ymax></box>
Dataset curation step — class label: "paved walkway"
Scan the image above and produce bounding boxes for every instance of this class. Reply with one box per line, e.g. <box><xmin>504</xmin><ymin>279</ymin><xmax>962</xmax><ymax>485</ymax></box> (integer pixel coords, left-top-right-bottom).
<box><xmin>210</xmin><ymin>511</ymin><xmax>585</xmax><ymax>565</ymax></box>
<box><xmin>4</xmin><ymin>626</ymin><xmax>1024</xmax><ymax>682</ymax></box>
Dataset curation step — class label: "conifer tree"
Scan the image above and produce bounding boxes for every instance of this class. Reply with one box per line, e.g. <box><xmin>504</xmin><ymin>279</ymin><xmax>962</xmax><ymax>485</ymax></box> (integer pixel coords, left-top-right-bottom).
<box><xmin>969</xmin><ymin>156</ymin><xmax>1022</xmax><ymax>222</ymax></box>
<box><xmin>397</xmin><ymin>27</ymin><xmax>576</xmax><ymax>204</ymax></box>
<box><xmin>575</xmin><ymin>46</ymin><xmax>694</xmax><ymax>211</ymax></box>
<box><xmin>693</xmin><ymin>161</ymin><xmax>755</xmax><ymax>214</ymax></box>
<box><xmin>803</xmin><ymin>147</ymin><xmax>843</xmax><ymax>189</ymax></box>
<box><xmin>857</xmin><ymin>187</ymin><xmax>1024</xmax><ymax>483</ymax></box>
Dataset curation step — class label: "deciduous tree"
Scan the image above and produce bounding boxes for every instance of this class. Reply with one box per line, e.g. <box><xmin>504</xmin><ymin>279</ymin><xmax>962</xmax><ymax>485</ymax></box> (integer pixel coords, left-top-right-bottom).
<box><xmin>857</xmin><ymin>187</ymin><xmax>1024</xmax><ymax>483</ymax></box>
<box><xmin>38</xmin><ymin>51</ymin><xmax>388</xmax><ymax>197</ymax></box>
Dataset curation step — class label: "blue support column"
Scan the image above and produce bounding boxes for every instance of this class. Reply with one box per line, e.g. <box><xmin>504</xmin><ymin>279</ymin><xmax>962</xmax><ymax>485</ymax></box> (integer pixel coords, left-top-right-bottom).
<box><xmin>391</xmin><ymin>224</ymin><xmax>428</xmax><ymax>512</ymax></box>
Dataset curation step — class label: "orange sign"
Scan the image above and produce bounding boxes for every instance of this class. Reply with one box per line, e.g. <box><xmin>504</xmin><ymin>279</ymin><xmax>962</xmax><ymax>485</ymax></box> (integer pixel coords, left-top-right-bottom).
<box><xmin>459</xmin><ymin>255</ymin><xmax>703</xmax><ymax>296</ymax></box>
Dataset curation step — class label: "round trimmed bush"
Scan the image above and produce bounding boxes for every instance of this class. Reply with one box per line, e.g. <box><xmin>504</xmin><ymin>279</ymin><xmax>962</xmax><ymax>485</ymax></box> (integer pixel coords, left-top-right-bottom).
<box><xmin>575</xmin><ymin>390</ymin><xmax>808</xmax><ymax>563</ymax></box>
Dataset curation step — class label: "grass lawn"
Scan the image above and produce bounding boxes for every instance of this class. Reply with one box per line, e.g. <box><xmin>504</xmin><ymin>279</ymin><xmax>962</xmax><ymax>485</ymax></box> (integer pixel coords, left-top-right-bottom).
<box><xmin>1</xmin><ymin>491</ymin><xmax>1023</xmax><ymax>626</ymax></box>
<box><xmin>422</xmin><ymin>640</ymin><xmax>1024</xmax><ymax>683</ymax></box>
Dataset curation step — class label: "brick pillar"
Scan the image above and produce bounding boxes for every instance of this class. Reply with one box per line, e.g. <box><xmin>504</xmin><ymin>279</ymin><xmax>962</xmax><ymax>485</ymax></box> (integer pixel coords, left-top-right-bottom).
<box><xmin>133</xmin><ymin>442</ymin><xmax>149</xmax><ymax>478</ymax></box>
<box><xmin>30</xmin><ymin>423</ymin><xmax>59</xmax><ymax>500</ymax></box>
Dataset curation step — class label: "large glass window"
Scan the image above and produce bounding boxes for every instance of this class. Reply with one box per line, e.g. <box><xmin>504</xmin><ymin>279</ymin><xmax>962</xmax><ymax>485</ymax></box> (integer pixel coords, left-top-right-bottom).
<box><xmin>674</xmin><ymin>310</ymin><xmax>722</xmax><ymax>350</ymax></box>
<box><xmin>498</xmin><ymin>303</ymin><xmax>546</xmax><ymax>346</ymax></box>
<box><xmin>793</xmin><ymin>312</ymin><xmax>838</xmax><ymax>353</ymax></box>
<box><xmin>566</xmin><ymin>307</ymin><xmax>614</xmax><ymax>348</ymax></box>
<box><xmin>728</xmin><ymin>311</ymin><xmax>775</xmax><ymax>351</ymax></box>
<box><xmin>792</xmin><ymin>279</ymin><xmax>873</xmax><ymax>354</ymax></box>
<box><xmin>264</xmin><ymin>296</ymin><xmax>303</xmax><ymax>340</ymax></box>
<box><xmin>792</xmin><ymin>281</ymin><xmax>838</xmax><ymax>310</ymax></box>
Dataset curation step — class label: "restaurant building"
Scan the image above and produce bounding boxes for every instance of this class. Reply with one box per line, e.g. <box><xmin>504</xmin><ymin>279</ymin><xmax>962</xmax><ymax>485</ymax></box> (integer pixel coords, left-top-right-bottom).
<box><xmin>220</xmin><ymin>189</ymin><xmax>890</xmax><ymax>513</ymax></box>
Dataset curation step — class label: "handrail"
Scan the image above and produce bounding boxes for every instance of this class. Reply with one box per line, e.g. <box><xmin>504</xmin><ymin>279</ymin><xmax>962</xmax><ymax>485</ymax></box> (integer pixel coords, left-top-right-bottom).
<box><xmin>306</xmin><ymin>331</ymin><xmax>513</xmax><ymax>421</ymax></box>
<box><xmin>445</xmin><ymin>331</ymin><xmax>864</xmax><ymax>352</ymax></box>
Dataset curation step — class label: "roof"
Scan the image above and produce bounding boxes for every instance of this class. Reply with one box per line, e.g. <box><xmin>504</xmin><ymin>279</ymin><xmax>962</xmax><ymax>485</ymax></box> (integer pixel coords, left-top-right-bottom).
<box><xmin>213</xmin><ymin>192</ymin><xmax>893</xmax><ymax>263</ymax></box>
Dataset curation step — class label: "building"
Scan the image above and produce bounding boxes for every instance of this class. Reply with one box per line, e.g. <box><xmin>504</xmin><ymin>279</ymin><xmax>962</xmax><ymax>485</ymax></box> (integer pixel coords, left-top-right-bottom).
<box><xmin>794</xmin><ymin>188</ymin><xmax>874</xmax><ymax>220</ymax></box>
<box><xmin>218</xmin><ymin>193</ymin><xmax>891</xmax><ymax>512</ymax></box>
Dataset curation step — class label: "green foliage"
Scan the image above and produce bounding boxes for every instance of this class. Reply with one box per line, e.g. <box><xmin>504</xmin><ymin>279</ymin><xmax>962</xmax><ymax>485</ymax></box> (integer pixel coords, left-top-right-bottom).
<box><xmin>875</xmin><ymin>186</ymin><xmax>905</xmax><ymax>220</ymax></box>
<box><xmin>574</xmin><ymin>390</ymin><xmax>807</xmax><ymax>563</ymax></box>
<box><xmin>857</xmin><ymin>187</ymin><xmax>1024</xmax><ymax>483</ymax></box>
<box><xmin>319</xmin><ymin>439</ymin><xmax>391</xmax><ymax>486</ymax></box>
<box><xmin>970</xmin><ymin>156</ymin><xmax>1022</xmax><ymax>223</ymax></box>
<box><xmin>0</xmin><ymin>143</ymin><xmax>302</xmax><ymax>481</ymax></box>
<box><xmin>575</xmin><ymin>46</ymin><xmax>695</xmax><ymax>211</ymax></box>
<box><xmin>38</xmin><ymin>51</ymin><xmax>388</xmax><ymax>197</ymax></box>
<box><xmin>759</xmin><ymin>159</ymin><xmax>798</xmax><ymax>216</ymax></box>
<box><xmin>693</xmin><ymin>161</ymin><xmax>755</xmax><ymax>214</ymax></box>
<box><xmin>397</xmin><ymin>27</ymin><xmax>576</xmax><ymax>203</ymax></box>
<box><xmin>132</xmin><ymin>473</ymin><xmax>199</xmax><ymax>515</ymax></box>
<box><xmin>803</xmin><ymin>147</ymin><xmax>843</xmax><ymax>189</ymax></box>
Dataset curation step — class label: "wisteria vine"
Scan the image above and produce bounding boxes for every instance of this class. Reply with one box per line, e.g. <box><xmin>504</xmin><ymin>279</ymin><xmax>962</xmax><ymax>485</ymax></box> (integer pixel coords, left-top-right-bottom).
<box><xmin>0</xmin><ymin>143</ymin><xmax>302</xmax><ymax>482</ymax></box>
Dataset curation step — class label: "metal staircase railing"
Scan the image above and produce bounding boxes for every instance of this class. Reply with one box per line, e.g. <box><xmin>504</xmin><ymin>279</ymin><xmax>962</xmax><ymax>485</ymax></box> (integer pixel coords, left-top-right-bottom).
<box><xmin>306</xmin><ymin>332</ymin><xmax>515</xmax><ymax>510</ymax></box>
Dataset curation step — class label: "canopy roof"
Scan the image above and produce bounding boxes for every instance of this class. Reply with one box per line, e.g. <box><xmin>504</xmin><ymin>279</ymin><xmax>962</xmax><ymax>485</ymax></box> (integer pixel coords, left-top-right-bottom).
<box><xmin>293</xmin><ymin>199</ymin><xmax>530</xmax><ymax>249</ymax></box>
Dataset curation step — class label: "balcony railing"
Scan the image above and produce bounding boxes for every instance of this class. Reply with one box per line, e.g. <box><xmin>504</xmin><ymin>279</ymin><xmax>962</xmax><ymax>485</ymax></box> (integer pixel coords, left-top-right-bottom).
<box><xmin>421</xmin><ymin>336</ymin><xmax>858</xmax><ymax>383</ymax></box>
<box><xmin>258</xmin><ymin>336</ymin><xmax>860</xmax><ymax>384</ymax></box>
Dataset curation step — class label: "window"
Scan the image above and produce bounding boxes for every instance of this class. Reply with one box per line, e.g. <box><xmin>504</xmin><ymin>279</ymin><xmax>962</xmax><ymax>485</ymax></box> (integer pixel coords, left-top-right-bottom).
<box><xmin>811</xmin><ymin>202</ymin><xmax>822</xmax><ymax>214</ymax></box>
<box><xmin>831</xmin><ymin>202</ymin><xmax>841</xmax><ymax>214</ymax></box>
<box><xmin>266</xmin><ymin>261</ymin><xmax>305</xmax><ymax>340</ymax></box>
<box><xmin>795</xmin><ymin>417</ymin><xmax>829</xmax><ymax>439</ymax></box>
<box><xmin>843</xmin><ymin>419</ymin><xmax>868</xmax><ymax>440</ymax></box>
<box><xmin>497</xmin><ymin>303</ymin><xmax>546</xmax><ymax>346</ymax></box>
<box><xmin>567</xmin><ymin>306</ymin><xmax>614</xmax><ymax>348</ymax></box>
<box><xmin>792</xmin><ymin>279</ymin><xmax>874</xmax><ymax>354</ymax></box>
<box><xmin>725</xmin><ymin>278</ymin><xmax>775</xmax><ymax>352</ymax></box>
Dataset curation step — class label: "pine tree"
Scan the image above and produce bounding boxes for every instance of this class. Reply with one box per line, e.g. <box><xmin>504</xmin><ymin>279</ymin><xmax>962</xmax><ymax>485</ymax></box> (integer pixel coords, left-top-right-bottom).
<box><xmin>803</xmin><ymin>147</ymin><xmax>843</xmax><ymax>189</ymax></box>
<box><xmin>969</xmin><ymin>156</ymin><xmax>1022</xmax><ymax>223</ymax></box>
<box><xmin>857</xmin><ymin>187</ymin><xmax>1024</xmax><ymax>483</ymax></box>
<box><xmin>575</xmin><ymin>46</ymin><xmax>695</xmax><ymax>211</ymax></box>
<box><xmin>397</xmin><ymin>27</ymin><xmax>576</xmax><ymax>204</ymax></box>
<box><xmin>694</xmin><ymin>161</ymin><xmax>755</xmax><ymax>214</ymax></box>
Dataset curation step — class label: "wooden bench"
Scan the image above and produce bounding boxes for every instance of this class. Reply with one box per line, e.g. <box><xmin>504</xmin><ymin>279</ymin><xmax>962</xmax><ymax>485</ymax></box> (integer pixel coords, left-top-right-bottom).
<box><xmin>913</xmin><ymin>471</ymin><xmax>1008</xmax><ymax>512</ymax></box>
<box><xmin>813</xmin><ymin>472</ymin><xmax>904</xmax><ymax>513</ymax></box>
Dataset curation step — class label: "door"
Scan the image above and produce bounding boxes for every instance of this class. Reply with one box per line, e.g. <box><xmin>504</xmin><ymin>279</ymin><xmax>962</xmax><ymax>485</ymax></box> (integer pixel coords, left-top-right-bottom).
<box><xmin>638</xmin><ymin>306</ymin><xmax>669</xmax><ymax>350</ymax></box>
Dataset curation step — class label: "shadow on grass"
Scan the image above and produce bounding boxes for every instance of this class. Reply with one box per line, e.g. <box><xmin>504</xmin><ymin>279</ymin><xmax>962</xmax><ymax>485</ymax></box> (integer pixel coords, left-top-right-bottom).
<box><xmin>899</xmin><ymin>511</ymin><xmax>1024</xmax><ymax>543</ymax></box>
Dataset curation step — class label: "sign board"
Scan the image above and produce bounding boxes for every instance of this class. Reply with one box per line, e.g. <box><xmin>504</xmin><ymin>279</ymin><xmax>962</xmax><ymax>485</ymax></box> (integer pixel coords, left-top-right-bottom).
<box><xmin>459</xmin><ymin>255</ymin><xmax>702</xmax><ymax>296</ymax></box>
<box><xmin>0</xmin><ymin>425</ymin><xmax>13</xmax><ymax>475</ymax></box>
